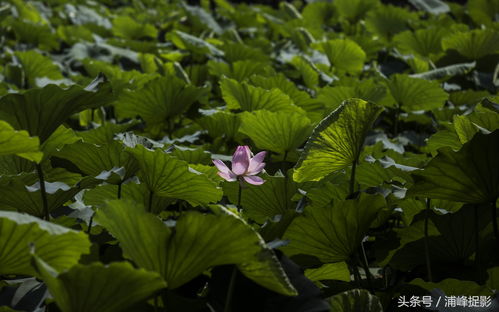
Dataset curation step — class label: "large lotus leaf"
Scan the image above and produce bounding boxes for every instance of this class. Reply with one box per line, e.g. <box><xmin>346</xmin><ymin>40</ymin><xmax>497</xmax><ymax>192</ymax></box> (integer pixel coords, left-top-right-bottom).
<box><xmin>293</xmin><ymin>99</ymin><xmax>382</xmax><ymax>183</ymax></box>
<box><xmin>9</xmin><ymin>19</ymin><xmax>59</xmax><ymax>51</ymax></box>
<box><xmin>250</xmin><ymin>74</ymin><xmax>323</xmax><ymax>120</ymax></box>
<box><xmin>453</xmin><ymin>110</ymin><xmax>499</xmax><ymax>144</ymax></box>
<box><xmin>126</xmin><ymin>144</ymin><xmax>222</xmax><ymax>205</ymax></box>
<box><xmin>196</xmin><ymin>111</ymin><xmax>241</xmax><ymax>140</ymax></box>
<box><xmin>33</xmin><ymin>256</ymin><xmax>165</xmax><ymax>312</ymax></box>
<box><xmin>56</xmin><ymin>141</ymin><xmax>138</xmax><ymax>183</ymax></box>
<box><xmin>386</xmin><ymin>74</ymin><xmax>448</xmax><ymax>111</ymax></box>
<box><xmin>14</xmin><ymin>51</ymin><xmax>64</xmax><ymax>88</ymax></box>
<box><xmin>220</xmin><ymin>78</ymin><xmax>305</xmax><ymax>114</ymax></box>
<box><xmin>442</xmin><ymin>29</ymin><xmax>499</xmax><ymax>60</ymax></box>
<box><xmin>39</xmin><ymin>125</ymin><xmax>81</xmax><ymax>162</ymax></box>
<box><xmin>328</xmin><ymin>289</ymin><xmax>383</xmax><ymax>312</ymax></box>
<box><xmin>0</xmin><ymin>211</ymin><xmax>90</xmax><ymax>276</ymax></box>
<box><xmin>182</xmin><ymin>2</ymin><xmax>223</xmax><ymax>35</ymax></box>
<box><xmin>317</xmin><ymin>80</ymin><xmax>387</xmax><ymax>112</ymax></box>
<box><xmin>469</xmin><ymin>0</ymin><xmax>499</xmax><ymax>27</ymax></box>
<box><xmin>408</xmin><ymin>130</ymin><xmax>499</xmax><ymax>204</ymax></box>
<box><xmin>393</xmin><ymin>28</ymin><xmax>448</xmax><ymax>60</ymax></box>
<box><xmin>283</xmin><ymin>193</ymin><xmax>386</xmax><ymax>262</ymax></box>
<box><xmin>112</xmin><ymin>16</ymin><xmax>157</xmax><ymax>40</ymax></box>
<box><xmin>239</xmin><ymin>111</ymin><xmax>312</xmax><ymax>155</ymax></box>
<box><xmin>0</xmin><ymin>120</ymin><xmax>42</xmax><ymax>163</ymax></box>
<box><xmin>304</xmin><ymin>262</ymin><xmax>351</xmax><ymax>283</ymax></box>
<box><xmin>167</xmin><ymin>30</ymin><xmax>224</xmax><ymax>56</ymax></box>
<box><xmin>316</xmin><ymin>39</ymin><xmax>366</xmax><ymax>74</ymax></box>
<box><xmin>333</xmin><ymin>0</ymin><xmax>379</xmax><ymax>21</ymax></box>
<box><xmin>289</xmin><ymin>56</ymin><xmax>320</xmax><ymax>90</ymax></box>
<box><xmin>208</xmin><ymin>60</ymin><xmax>274</xmax><ymax>81</ymax></box>
<box><xmin>365</xmin><ymin>5</ymin><xmax>417</xmax><ymax>39</ymax></box>
<box><xmin>76</xmin><ymin>121</ymin><xmax>137</xmax><ymax>145</ymax></box>
<box><xmin>222</xmin><ymin>42</ymin><xmax>269</xmax><ymax>63</ymax></box>
<box><xmin>95</xmin><ymin>200</ymin><xmax>297</xmax><ymax>295</ymax></box>
<box><xmin>410</xmin><ymin>278</ymin><xmax>492</xmax><ymax>296</ymax></box>
<box><xmin>223</xmin><ymin>172</ymin><xmax>298</xmax><ymax>223</ymax></box>
<box><xmin>83</xmin><ymin>182</ymin><xmax>174</xmax><ymax>214</ymax></box>
<box><xmin>0</xmin><ymin>75</ymin><xmax>114</xmax><ymax>142</ymax></box>
<box><xmin>0</xmin><ymin>172</ymin><xmax>99</xmax><ymax>218</ymax></box>
<box><xmin>115</xmin><ymin>75</ymin><xmax>206</xmax><ymax>127</ymax></box>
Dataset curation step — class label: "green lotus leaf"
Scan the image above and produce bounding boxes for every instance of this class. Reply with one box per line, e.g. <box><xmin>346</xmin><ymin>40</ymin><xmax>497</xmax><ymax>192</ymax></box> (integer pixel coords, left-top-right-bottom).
<box><xmin>316</xmin><ymin>39</ymin><xmax>366</xmax><ymax>74</ymax></box>
<box><xmin>283</xmin><ymin>193</ymin><xmax>386</xmax><ymax>262</ymax></box>
<box><xmin>222</xmin><ymin>42</ymin><xmax>269</xmax><ymax>63</ymax></box>
<box><xmin>83</xmin><ymin>182</ymin><xmax>174</xmax><ymax>214</ymax></box>
<box><xmin>328</xmin><ymin>289</ymin><xmax>383</xmax><ymax>312</ymax></box>
<box><xmin>126</xmin><ymin>144</ymin><xmax>222</xmax><ymax>205</ymax></box>
<box><xmin>304</xmin><ymin>262</ymin><xmax>350</xmax><ymax>283</ymax></box>
<box><xmin>167</xmin><ymin>30</ymin><xmax>224</xmax><ymax>56</ymax></box>
<box><xmin>453</xmin><ymin>110</ymin><xmax>499</xmax><ymax>143</ymax></box>
<box><xmin>0</xmin><ymin>211</ymin><xmax>90</xmax><ymax>276</ymax></box>
<box><xmin>410</xmin><ymin>278</ymin><xmax>492</xmax><ymax>296</ymax></box>
<box><xmin>293</xmin><ymin>98</ymin><xmax>383</xmax><ymax>183</ymax></box>
<box><xmin>95</xmin><ymin>199</ymin><xmax>297</xmax><ymax>295</ymax></box>
<box><xmin>365</xmin><ymin>5</ymin><xmax>417</xmax><ymax>40</ymax></box>
<box><xmin>409</xmin><ymin>0</ymin><xmax>450</xmax><ymax>15</ymax></box>
<box><xmin>442</xmin><ymin>29</ymin><xmax>499</xmax><ymax>60</ymax></box>
<box><xmin>115</xmin><ymin>75</ymin><xmax>207</xmax><ymax>129</ymax></box>
<box><xmin>220</xmin><ymin>77</ymin><xmax>305</xmax><ymax>114</ymax></box>
<box><xmin>14</xmin><ymin>51</ymin><xmax>64</xmax><ymax>88</ymax></box>
<box><xmin>410</xmin><ymin>62</ymin><xmax>476</xmax><ymax>80</ymax></box>
<box><xmin>333</xmin><ymin>0</ymin><xmax>379</xmax><ymax>21</ymax></box>
<box><xmin>408</xmin><ymin>130</ymin><xmax>499</xmax><ymax>203</ymax></box>
<box><xmin>9</xmin><ymin>19</ymin><xmax>59</xmax><ymax>51</ymax></box>
<box><xmin>386</xmin><ymin>74</ymin><xmax>448</xmax><ymax>111</ymax></box>
<box><xmin>182</xmin><ymin>2</ymin><xmax>223</xmax><ymax>35</ymax></box>
<box><xmin>112</xmin><ymin>15</ymin><xmax>157</xmax><ymax>40</ymax></box>
<box><xmin>0</xmin><ymin>75</ymin><xmax>114</xmax><ymax>143</ymax></box>
<box><xmin>289</xmin><ymin>56</ymin><xmax>320</xmax><ymax>90</ymax></box>
<box><xmin>33</xmin><ymin>256</ymin><xmax>166</xmax><ymax>312</ymax></box>
<box><xmin>239</xmin><ymin>110</ymin><xmax>312</xmax><ymax>155</ymax></box>
<box><xmin>0</xmin><ymin>120</ymin><xmax>42</xmax><ymax>163</ymax></box>
<box><xmin>0</xmin><ymin>171</ymin><xmax>99</xmax><ymax>218</ymax></box>
<box><xmin>196</xmin><ymin>111</ymin><xmax>241</xmax><ymax>140</ymax></box>
<box><xmin>317</xmin><ymin>80</ymin><xmax>387</xmax><ymax>112</ymax></box>
<box><xmin>56</xmin><ymin>141</ymin><xmax>138</xmax><ymax>183</ymax></box>
<box><xmin>40</xmin><ymin>125</ymin><xmax>81</xmax><ymax>161</ymax></box>
<box><xmin>468</xmin><ymin>0</ymin><xmax>499</xmax><ymax>27</ymax></box>
<box><xmin>223</xmin><ymin>172</ymin><xmax>298</xmax><ymax>223</ymax></box>
<box><xmin>208</xmin><ymin>60</ymin><xmax>274</xmax><ymax>81</ymax></box>
<box><xmin>393</xmin><ymin>28</ymin><xmax>448</xmax><ymax>61</ymax></box>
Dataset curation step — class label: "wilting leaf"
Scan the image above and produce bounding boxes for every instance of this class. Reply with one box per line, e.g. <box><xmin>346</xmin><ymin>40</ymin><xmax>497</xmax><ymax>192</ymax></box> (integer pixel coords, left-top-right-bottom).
<box><xmin>95</xmin><ymin>200</ymin><xmax>297</xmax><ymax>295</ymax></box>
<box><xmin>283</xmin><ymin>194</ymin><xmax>386</xmax><ymax>262</ymax></box>
<box><xmin>33</xmin><ymin>256</ymin><xmax>165</xmax><ymax>312</ymax></box>
<box><xmin>239</xmin><ymin>111</ymin><xmax>312</xmax><ymax>155</ymax></box>
<box><xmin>0</xmin><ymin>75</ymin><xmax>114</xmax><ymax>142</ymax></box>
<box><xmin>0</xmin><ymin>120</ymin><xmax>42</xmax><ymax>162</ymax></box>
<box><xmin>408</xmin><ymin>130</ymin><xmax>499</xmax><ymax>203</ymax></box>
<box><xmin>126</xmin><ymin>144</ymin><xmax>222</xmax><ymax>205</ymax></box>
<box><xmin>294</xmin><ymin>99</ymin><xmax>382</xmax><ymax>182</ymax></box>
<box><xmin>0</xmin><ymin>211</ymin><xmax>90</xmax><ymax>276</ymax></box>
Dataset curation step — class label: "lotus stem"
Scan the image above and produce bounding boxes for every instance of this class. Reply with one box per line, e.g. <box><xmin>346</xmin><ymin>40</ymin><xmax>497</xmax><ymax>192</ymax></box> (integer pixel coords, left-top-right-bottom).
<box><xmin>350</xmin><ymin>260</ymin><xmax>362</xmax><ymax>287</ymax></box>
<box><xmin>237</xmin><ymin>182</ymin><xmax>242</xmax><ymax>211</ymax></box>
<box><xmin>424</xmin><ymin>198</ymin><xmax>433</xmax><ymax>282</ymax></box>
<box><xmin>359</xmin><ymin>243</ymin><xmax>375</xmax><ymax>293</ymax></box>
<box><xmin>349</xmin><ymin>158</ymin><xmax>358</xmax><ymax>196</ymax></box>
<box><xmin>148</xmin><ymin>191</ymin><xmax>154</xmax><ymax>213</ymax></box>
<box><xmin>86</xmin><ymin>215</ymin><xmax>94</xmax><ymax>235</ymax></box>
<box><xmin>36</xmin><ymin>164</ymin><xmax>50</xmax><ymax>221</ymax></box>
<box><xmin>224</xmin><ymin>266</ymin><xmax>238</xmax><ymax>312</ymax></box>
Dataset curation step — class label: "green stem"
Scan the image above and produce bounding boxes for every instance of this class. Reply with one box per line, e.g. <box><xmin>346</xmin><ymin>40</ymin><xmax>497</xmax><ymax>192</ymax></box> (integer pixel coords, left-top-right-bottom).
<box><xmin>492</xmin><ymin>199</ymin><xmax>498</xmax><ymax>242</ymax></box>
<box><xmin>117</xmin><ymin>182</ymin><xmax>122</xmax><ymax>199</ymax></box>
<box><xmin>224</xmin><ymin>266</ymin><xmax>238</xmax><ymax>312</ymax></box>
<box><xmin>474</xmin><ymin>205</ymin><xmax>481</xmax><ymax>276</ymax></box>
<box><xmin>36</xmin><ymin>164</ymin><xmax>50</xmax><ymax>221</ymax></box>
<box><xmin>237</xmin><ymin>182</ymin><xmax>242</xmax><ymax>211</ymax></box>
<box><xmin>393</xmin><ymin>105</ymin><xmax>401</xmax><ymax>136</ymax></box>
<box><xmin>424</xmin><ymin>198</ymin><xmax>433</xmax><ymax>282</ymax></box>
<box><xmin>351</xmin><ymin>261</ymin><xmax>362</xmax><ymax>287</ymax></box>
<box><xmin>349</xmin><ymin>158</ymin><xmax>358</xmax><ymax>196</ymax></box>
<box><xmin>148</xmin><ymin>191</ymin><xmax>154</xmax><ymax>213</ymax></box>
<box><xmin>359</xmin><ymin>244</ymin><xmax>374</xmax><ymax>293</ymax></box>
<box><xmin>86</xmin><ymin>215</ymin><xmax>94</xmax><ymax>235</ymax></box>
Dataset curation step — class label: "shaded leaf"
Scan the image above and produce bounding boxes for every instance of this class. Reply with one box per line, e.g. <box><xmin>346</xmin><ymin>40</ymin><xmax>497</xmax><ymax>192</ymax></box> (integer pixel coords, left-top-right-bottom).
<box><xmin>328</xmin><ymin>289</ymin><xmax>383</xmax><ymax>312</ymax></box>
<box><xmin>0</xmin><ymin>120</ymin><xmax>42</xmax><ymax>163</ymax></box>
<box><xmin>386</xmin><ymin>74</ymin><xmax>448</xmax><ymax>111</ymax></box>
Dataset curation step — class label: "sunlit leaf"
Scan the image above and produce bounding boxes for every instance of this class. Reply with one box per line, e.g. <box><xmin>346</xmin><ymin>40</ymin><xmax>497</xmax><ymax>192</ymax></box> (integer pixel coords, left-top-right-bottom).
<box><xmin>442</xmin><ymin>29</ymin><xmax>499</xmax><ymax>60</ymax></box>
<box><xmin>316</xmin><ymin>39</ymin><xmax>366</xmax><ymax>74</ymax></box>
<box><xmin>0</xmin><ymin>120</ymin><xmax>42</xmax><ymax>163</ymax></box>
<box><xmin>386</xmin><ymin>74</ymin><xmax>448</xmax><ymax>111</ymax></box>
<box><xmin>294</xmin><ymin>99</ymin><xmax>382</xmax><ymax>182</ymax></box>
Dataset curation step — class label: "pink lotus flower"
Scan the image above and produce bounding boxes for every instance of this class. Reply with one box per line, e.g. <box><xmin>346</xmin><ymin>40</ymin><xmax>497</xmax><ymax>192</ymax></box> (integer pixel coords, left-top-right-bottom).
<box><xmin>213</xmin><ymin>146</ymin><xmax>266</xmax><ymax>185</ymax></box>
